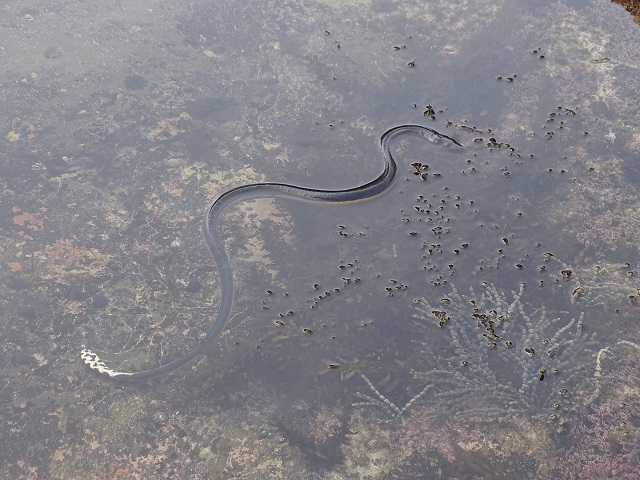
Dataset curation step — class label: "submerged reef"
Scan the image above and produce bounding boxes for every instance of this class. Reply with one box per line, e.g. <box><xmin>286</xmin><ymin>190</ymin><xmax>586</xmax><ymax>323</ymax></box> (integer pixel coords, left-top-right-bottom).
<box><xmin>412</xmin><ymin>281</ymin><xmax>599</xmax><ymax>432</ymax></box>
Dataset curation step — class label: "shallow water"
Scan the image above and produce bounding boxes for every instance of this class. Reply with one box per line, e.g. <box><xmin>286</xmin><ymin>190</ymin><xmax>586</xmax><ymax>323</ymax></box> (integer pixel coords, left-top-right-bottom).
<box><xmin>1</xmin><ymin>0</ymin><xmax>639</xmax><ymax>478</ymax></box>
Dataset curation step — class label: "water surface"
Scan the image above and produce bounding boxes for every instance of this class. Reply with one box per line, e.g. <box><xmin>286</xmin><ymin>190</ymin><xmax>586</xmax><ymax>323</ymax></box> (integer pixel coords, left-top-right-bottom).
<box><xmin>1</xmin><ymin>0</ymin><xmax>639</xmax><ymax>478</ymax></box>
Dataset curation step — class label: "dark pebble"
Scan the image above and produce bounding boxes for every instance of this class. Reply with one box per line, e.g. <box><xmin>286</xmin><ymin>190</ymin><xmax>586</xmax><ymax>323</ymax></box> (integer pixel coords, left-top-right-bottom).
<box><xmin>16</xmin><ymin>305</ymin><xmax>37</xmax><ymax>319</ymax></box>
<box><xmin>90</xmin><ymin>293</ymin><xmax>108</xmax><ymax>309</ymax></box>
<box><xmin>6</xmin><ymin>277</ymin><xmax>28</xmax><ymax>291</ymax></box>
<box><xmin>186</xmin><ymin>279</ymin><xmax>202</xmax><ymax>294</ymax></box>
<box><xmin>124</xmin><ymin>74</ymin><xmax>147</xmax><ymax>90</ymax></box>
<box><xmin>65</xmin><ymin>285</ymin><xmax>85</xmax><ymax>301</ymax></box>
<box><xmin>11</xmin><ymin>351</ymin><xmax>34</xmax><ymax>366</ymax></box>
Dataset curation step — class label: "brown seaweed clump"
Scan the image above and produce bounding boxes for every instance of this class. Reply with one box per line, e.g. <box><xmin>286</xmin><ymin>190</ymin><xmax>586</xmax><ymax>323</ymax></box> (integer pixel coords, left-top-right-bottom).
<box><xmin>612</xmin><ymin>0</ymin><xmax>640</xmax><ymax>23</ymax></box>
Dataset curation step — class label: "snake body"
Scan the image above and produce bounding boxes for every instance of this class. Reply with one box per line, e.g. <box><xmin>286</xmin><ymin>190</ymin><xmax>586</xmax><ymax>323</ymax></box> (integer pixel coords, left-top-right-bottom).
<box><xmin>81</xmin><ymin>125</ymin><xmax>463</xmax><ymax>380</ymax></box>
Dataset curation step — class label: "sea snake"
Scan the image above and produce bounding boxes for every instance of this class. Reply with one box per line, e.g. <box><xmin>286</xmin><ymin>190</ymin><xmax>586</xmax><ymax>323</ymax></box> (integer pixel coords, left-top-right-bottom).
<box><xmin>81</xmin><ymin>125</ymin><xmax>463</xmax><ymax>380</ymax></box>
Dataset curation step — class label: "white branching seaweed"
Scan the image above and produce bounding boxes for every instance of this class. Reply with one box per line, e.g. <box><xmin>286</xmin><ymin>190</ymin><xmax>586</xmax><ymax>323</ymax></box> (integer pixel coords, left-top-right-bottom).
<box><xmin>413</xmin><ymin>282</ymin><xmax>599</xmax><ymax>431</ymax></box>
<box><xmin>352</xmin><ymin>373</ymin><xmax>433</xmax><ymax>422</ymax></box>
